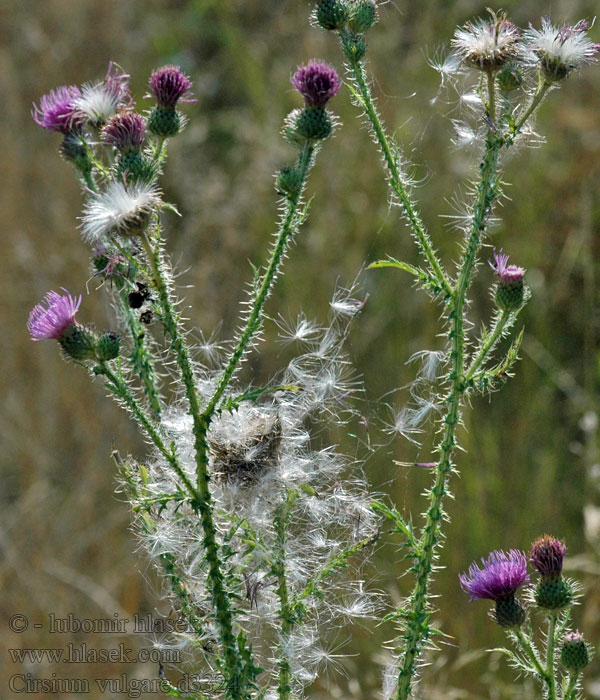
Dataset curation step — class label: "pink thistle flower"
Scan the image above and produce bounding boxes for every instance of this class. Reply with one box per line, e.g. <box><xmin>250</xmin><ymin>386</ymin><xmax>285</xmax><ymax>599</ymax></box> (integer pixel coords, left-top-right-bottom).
<box><xmin>529</xmin><ymin>534</ymin><xmax>567</xmax><ymax>578</ymax></box>
<box><xmin>489</xmin><ymin>248</ymin><xmax>525</xmax><ymax>284</ymax></box>
<box><xmin>102</xmin><ymin>111</ymin><xmax>146</xmax><ymax>151</ymax></box>
<box><xmin>32</xmin><ymin>85</ymin><xmax>83</xmax><ymax>133</ymax></box>
<box><xmin>147</xmin><ymin>66</ymin><xmax>195</xmax><ymax>107</ymax></box>
<box><xmin>291</xmin><ymin>60</ymin><xmax>341</xmax><ymax>107</ymax></box>
<box><xmin>28</xmin><ymin>290</ymin><xmax>81</xmax><ymax>341</ymax></box>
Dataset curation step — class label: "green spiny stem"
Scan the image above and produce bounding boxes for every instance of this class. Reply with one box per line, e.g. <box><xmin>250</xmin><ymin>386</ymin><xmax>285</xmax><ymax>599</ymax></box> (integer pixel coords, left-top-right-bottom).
<box><xmin>514</xmin><ymin>75</ymin><xmax>552</xmax><ymax>133</ymax></box>
<box><xmin>273</xmin><ymin>495</ymin><xmax>299</xmax><ymax>700</ymax></box>
<box><xmin>344</xmin><ymin>48</ymin><xmax>452</xmax><ymax>299</ymax></box>
<box><xmin>139</xmin><ymin>232</ymin><xmax>248</xmax><ymax>700</ymax></box>
<box><xmin>465</xmin><ymin>310</ymin><xmax>511</xmax><ymax>381</ymax></box>
<box><xmin>82</xmin><ymin>168</ymin><xmax>97</xmax><ymax>193</ymax></box>
<box><xmin>546</xmin><ymin>614</ymin><xmax>558</xmax><ymax>700</ymax></box>
<box><xmin>160</xmin><ymin>551</ymin><xmax>209</xmax><ymax>641</ymax></box>
<box><xmin>97</xmin><ymin>361</ymin><xmax>197</xmax><ymax>499</ymax></box>
<box><xmin>395</xmin><ymin>134</ymin><xmax>502</xmax><ymax>700</ymax></box>
<box><xmin>487</xmin><ymin>71</ymin><xmax>497</xmax><ymax>124</ymax></box>
<box><xmin>564</xmin><ymin>672</ymin><xmax>579</xmax><ymax>700</ymax></box>
<box><xmin>204</xmin><ymin>143</ymin><xmax>315</xmax><ymax>418</ymax></box>
<box><xmin>118</xmin><ymin>290</ymin><xmax>162</xmax><ymax>416</ymax></box>
<box><xmin>515</xmin><ymin>628</ymin><xmax>548</xmax><ymax>681</ymax></box>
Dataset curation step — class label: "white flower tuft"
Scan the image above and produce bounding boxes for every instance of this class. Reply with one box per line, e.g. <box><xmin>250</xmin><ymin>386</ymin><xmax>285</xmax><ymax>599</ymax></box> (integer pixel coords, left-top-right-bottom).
<box><xmin>451</xmin><ymin>10</ymin><xmax>522</xmax><ymax>71</ymax></box>
<box><xmin>81</xmin><ymin>180</ymin><xmax>161</xmax><ymax>242</ymax></box>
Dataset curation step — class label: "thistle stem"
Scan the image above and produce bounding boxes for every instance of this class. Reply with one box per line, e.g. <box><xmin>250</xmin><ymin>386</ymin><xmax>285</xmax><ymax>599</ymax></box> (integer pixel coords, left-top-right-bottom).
<box><xmin>395</xmin><ymin>134</ymin><xmax>502</xmax><ymax>700</ymax></box>
<box><xmin>515</xmin><ymin>628</ymin><xmax>548</xmax><ymax>681</ymax></box>
<box><xmin>345</xmin><ymin>50</ymin><xmax>452</xmax><ymax>299</ymax></box>
<box><xmin>465</xmin><ymin>310</ymin><xmax>511</xmax><ymax>380</ymax></box>
<box><xmin>564</xmin><ymin>672</ymin><xmax>579</xmax><ymax>700</ymax></box>
<box><xmin>204</xmin><ymin>142</ymin><xmax>315</xmax><ymax>417</ymax></box>
<box><xmin>487</xmin><ymin>71</ymin><xmax>497</xmax><ymax>124</ymax></box>
<box><xmin>118</xmin><ymin>290</ymin><xmax>162</xmax><ymax>416</ymax></box>
<box><xmin>139</xmin><ymin>232</ymin><xmax>247</xmax><ymax>700</ymax></box>
<box><xmin>96</xmin><ymin>362</ymin><xmax>195</xmax><ymax>498</ymax></box>
<box><xmin>514</xmin><ymin>76</ymin><xmax>552</xmax><ymax>133</ymax></box>
<box><xmin>546</xmin><ymin>614</ymin><xmax>558</xmax><ymax>700</ymax></box>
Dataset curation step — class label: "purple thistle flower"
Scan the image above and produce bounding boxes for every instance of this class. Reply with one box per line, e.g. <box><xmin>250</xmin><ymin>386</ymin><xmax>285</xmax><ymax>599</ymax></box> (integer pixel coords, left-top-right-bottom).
<box><xmin>291</xmin><ymin>60</ymin><xmax>341</xmax><ymax>107</ymax></box>
<box><xmin>102</xmin><ymin>111</ymin><xmax>146</xmax><ymax>151</ymax></box>
<box><xmin>489</xmin><ymin>248</ymin><xmax>525</xmax><ymax>284</ymax></box>
<box><xmin>147</xmin><ymin>66</ymin><xmax>194</xmax><ymax>107</ymax></box>
<box><xmin>529</xmin><ymin>534</ymin><xmax>567</xmax><ymax>578</ymax></box>
<box><xmin>28</xmin><ymin>290</ymin><xmax>81</xmax><ymax>341</ymax></box>
<box><xmin>459</xmin><ymin>549</ymin><xmax>529</xmax><ymax>601</ymax></box>
<box><xmin>32</xmin><ymin>85</ymin><xmax>83</xmax><ymax>133</ymax></box>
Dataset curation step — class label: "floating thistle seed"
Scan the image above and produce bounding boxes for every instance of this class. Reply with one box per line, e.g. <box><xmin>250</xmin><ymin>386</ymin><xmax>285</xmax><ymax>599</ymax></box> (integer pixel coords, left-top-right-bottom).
<box><xmin>209</xmin><ymin>414</ymin><xmax>282</xmax><ymax>485</ymax></box>
<box><xmin>530</xmin><ymin>535</ymin><xmax>572</xmax><ymax>609</ymax></box>
<box><xmin>560</xmin><ymin>631</ymin><xmax>591</xmax><ymax>672</ymax></box>
<box><xmin>347</xmin><ymin>0</ymin><xmax>377</xmax><ymax>34</ymax></box>
<box><xmin>524</xmin><ymin>17</ymin><xmax>600</xmax><ymax>82</ymax></box>
<box><xmin>451</xmin><ymin>10</ymin><xmax>521</xmax><ymax>72</ymax></box>
<box><xmin>489</xmin><ymin>249</ymin><xmax>525</xmax><ymax>312</ymax></box>
<box><xmin>313</xmin><ymin>0</ymin><xmax>349</xmax><ymax>31</ymax></box>
<box><xmin>96</xmin><ymin>331</ymin><xmax>121</xmax><ymax>361</ymax></box>
<box><xmin>459</xmin><ymin>549</ymin><xmax>529</xmax><ymax>627</ymax></box>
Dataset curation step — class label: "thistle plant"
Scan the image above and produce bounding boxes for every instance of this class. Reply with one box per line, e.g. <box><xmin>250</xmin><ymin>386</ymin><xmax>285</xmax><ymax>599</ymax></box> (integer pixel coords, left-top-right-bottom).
<box><xmin>461</xmin><ymin>536</ymin><xmax>592</xmax><ymax>699</ymax></box>
<box><xmin>27</xmin><ymin>5</ymin><xmax>598</xmax><ymax>700</ymax></box>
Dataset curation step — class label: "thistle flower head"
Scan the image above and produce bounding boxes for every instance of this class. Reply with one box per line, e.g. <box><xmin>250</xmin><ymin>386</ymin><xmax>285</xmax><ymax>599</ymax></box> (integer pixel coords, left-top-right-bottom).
<box><xmin>489</xmin><ymin>249</ymin><xmax>525</xmax><ymax>284</ymax></box>
<box><xmin>28</xmin><ymin>290</ymin><xmax>81</xmax><ymax>341</ymax></box>
<box><xmin>102</xmin><ymin>111</ymin><xmax>147</xmax><ymax>151</ymax></box>
<box><xmin>32</xmin><ymin>85</ymin><xmax>83</xmax><ymax>133</ymax></box>
<box><xmin>148</xmin><ymin>65</ymin><xmax>194</xmax><ymax>107</ymax></box>
<box><xmin>73</xmin><ymin>62</ymin><xmax>131</xmax><ymax>126</ymax></box>
<box><xmin>524</xmin><ymin>16</ymin><xmax>600</xmax><ymax>80</ymax></box>
<box><xmin>81</xmin><ymin>180</ymin><xmax>161</xmax><ymax>242</ymax></box>
<box><xmin>451</xmin><ymin>10</ymin><xmax>521</xmax><ymax>71</ymax></box>
<box><xmin>530</xmin><ymin>534</ymin><xmax>567</xmax><ymax>578</ymax></box>
<box><xmin>560</xmin><ymin>631</ymin><xmax>591</xmax><ymax>672</ymax></box>
<box><xmin>291</xmin><ymin>60</ymin><xmax>341</xmax><ymax>107</ymax></box>
<box><xmin>460</xmin><ymin>549</ymin><xmax>529</xmax><ymax>601</ymax></box>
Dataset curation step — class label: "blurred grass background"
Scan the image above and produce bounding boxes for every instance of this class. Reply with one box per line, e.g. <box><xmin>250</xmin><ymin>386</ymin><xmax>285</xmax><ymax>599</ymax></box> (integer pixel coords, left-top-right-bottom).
<box><xmin>1</xmin><ymin>0</ymin><xmax>599</xmax><ymax>698</ymax></box>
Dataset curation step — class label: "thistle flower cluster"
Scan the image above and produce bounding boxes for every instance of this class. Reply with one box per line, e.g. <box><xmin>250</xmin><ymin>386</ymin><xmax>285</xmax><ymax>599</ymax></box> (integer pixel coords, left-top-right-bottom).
<box><xmin>461</xmin><ymin>537</ymin><xmax>590</xmax><ymax>695</ymax></box>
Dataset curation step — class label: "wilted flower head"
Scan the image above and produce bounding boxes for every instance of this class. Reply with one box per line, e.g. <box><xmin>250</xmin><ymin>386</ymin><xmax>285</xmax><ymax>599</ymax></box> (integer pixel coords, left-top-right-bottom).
<box><xmin>489</xmin><ymin>249</ymin><xmax>525</xmax><ymax>284</ymax></box>
<box><xmin>81</xmin><ymin>180</ymin><xmax>161</xmax><ymax>242</ymax></box>
<box><xmin>460</xmin><ymin>549</ymin><xmax>529</xmax><ymax>601</ymax></box>
<box><xmin>451</xmin><ymin>10</ymin><xmax>521</xmax><ymax>71</ymax></box>
<box><xmin>524</xmin><ymin>16</ymin><xmax>600</xmax><ymax>81</ymax></box>
<box><xmin>28</xmin><ymin>290</ymin><xmax>81</xmax><ymax>341</ymax></box>
<box><xmin>291</xmin><ymin>60</ymin><xmax>341</xmax><ymax>106</ymax></box>
<box><xmin>32</xmin><ymin>85</ymin><xmax>83</xmax><ymax>133</ymax></box>
<box><xmin>102</xmin><ymin>111</ymin><xmax>146</xmax><ymax>151</ymax></box>
<box><xmin>73</xmin><ymin>62</ymin><xmax>131</xmax><ymax>126</ymax></box>
<box><xmin>530</xmin><ymin>534</ymin><xmax>567</xmax><ymax>578</ymax></box>
<box><xmin>148</xmin><ymin>65</ymin><xmax>194</xmax><ymax>107</ymax></box>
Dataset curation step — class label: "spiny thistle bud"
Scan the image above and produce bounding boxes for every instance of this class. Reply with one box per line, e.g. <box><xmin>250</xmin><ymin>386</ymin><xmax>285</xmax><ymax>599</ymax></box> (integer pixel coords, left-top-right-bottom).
<box><xmin>530</xmin><ymin>535</ymin><xmax>572</xmax><ymax>609</ymax></box>
<box><xmin>348</xmin><ymin>0</ymin><xmax>377</xmax><ymax>34</ymax></box>
<box><xmin>341</xmin><ymin>33</ymin><xmax>368</xmax><ymax>61</ymax></box>
<box><xmin>147</xmin><ymin>65</ymin><xmax>194</xmax><ymax>137</ymax></box>
<box><xmin>460</xmin><ymin>549</ymin><xmax>529</xmax><ymax>627</ymax></box>
<box><xmin>314</xmin><ymin>0</ymin><xmax>349</xmax><ymax>31</ymax></box>
<box><xmin>294</xmin><ymin>107</ymin><xmax>333</xmax><ymax>141</ymax></box>
<box><xmin>276</xmin><ymin>166</ymin><xmax>303</xmax><ymax>199</ymax></box>
<box><xmin>490</xmin><ymin>249</ymin><xmax>525</xmax><ymax>312</ymax></box>
<box><xmin>530</xmin><ymin>535</ymin><xmax>567</xmax><ymax>578</ymax></box>
<box><xmin>96</xmin><ymin>331</ymin><xmax>121</xmax><ymax>361</ymax></box>
<box><xmin>497</xmin><ymin>64</ymin><xmax>524</xmax><ymax>91</ymax></box>
<box><xmin>560</xmin><ymin>631</ymin><xmax>591</xmax><ymax>672</ymax></box>
<box><xmin>60</xmin><ymin>130</ymin><xmax>92</xmax><ymax>174</ymax></box>
<box><xmin>58</xmin><ymin>324</ymin><xmax>97</xmax><ymax>361</ymax></box>
<box><xmin>103</xmin><ymin>111</ymin><xmax>146</xmax><ymax>152</ymax></box>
